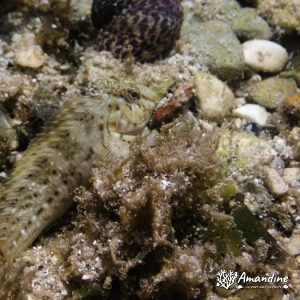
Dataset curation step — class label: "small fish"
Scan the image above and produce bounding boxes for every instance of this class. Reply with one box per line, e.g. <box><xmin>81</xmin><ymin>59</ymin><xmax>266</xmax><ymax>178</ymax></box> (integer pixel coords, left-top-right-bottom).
<box><xmin>0</xmin><ymin>82</ymin><xmax>166</xmax><ymax>261</ymax></box>
<box><xmin>92</xmin><ymin>0</ymin><xmax>183</xmax><ymax>61</ymax></box>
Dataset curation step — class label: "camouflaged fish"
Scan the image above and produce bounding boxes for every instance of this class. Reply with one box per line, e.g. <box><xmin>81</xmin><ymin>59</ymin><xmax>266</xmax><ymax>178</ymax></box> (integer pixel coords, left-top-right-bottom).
<box><xmin>91</xmin><ymin>0</ymin><xmax>183</xmax><ymax>61</ymax></box>
<box><xmin>0</xmin><ymin>81</ymin><xmax>168</xmax><ymax>261</ymax></box>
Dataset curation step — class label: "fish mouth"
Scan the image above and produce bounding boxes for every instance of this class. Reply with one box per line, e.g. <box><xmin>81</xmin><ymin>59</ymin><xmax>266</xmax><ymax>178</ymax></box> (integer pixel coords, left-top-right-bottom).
<box><xmin>117</xmin><ymin>120</ymin><xmax>149</xmax><ymax>135</ymax></box>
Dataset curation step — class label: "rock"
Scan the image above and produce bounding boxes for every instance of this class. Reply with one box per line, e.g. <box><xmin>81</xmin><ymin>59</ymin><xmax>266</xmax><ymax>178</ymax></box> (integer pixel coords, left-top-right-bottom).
<box><xmin>264</xmin><ymin>167</ymin><xmax>289</xmax><ymax>197</ymax></box>
<box><xmin>18</xmin><ymin>0</ymin><xmax>70</xmax><ymax>16</ymax></box>
<box><xmin>217</xmin><ymin>131</ymin><xmax>276</xmax><ymax>170</ymax></box>
<box><xmin>68</xmin><ymin>0</ymin><xmax>94</xmax><ymax>31</ymax></box>
<box><xmin>283</xmin><ymin>93</ymin><xmax>300</xmax><ymax>118</ymax></box>
<box><xmin>285</xmin><ymin>233</ymin><xmax>300</xmax><ymax>256</ymax></box>
<box><xmin>194</xmin><ymin>0</ymin><xmax>272</xmax><ymax>40</ymax></box>
<box><xmin>247</xmin><ymin>77</ymin><xmax>298</xmax><ymax>109</ymax></box>
<box><xmin>194</xmin><ymin>72</ymin><xmax>235</xmax><ymax>122</ymax></box>
<box><xmin>70</xmin><ymin>0</ymin><xmax>92</xmax><ymax>22</ymax></box>
<box><xmin>283</xmin><ymin>168</ymin><xmax>300</xmax><ymax>187</ymax></box>
<box><xmin>233</xmin><ymin>104</ymin><xmax>269</xmax><ymax>126</ymax></box>
<box><xmin>242</xmin><ymin>181</ymin><xmax>274</xmax><ymax>215</ymax></box>
<box><xmin>280</xmin><ymin>53</ymin><xmax>300</xmax><ymax>87</ymax></box>
<box><xmin>0</xmin><ymin>72</ymin><xmax>25</xmax><ymax>102</ymax></box>
<box><xmin>283</xmin><ymin>167</ymin><xmax>300</xmax><ymax>198</ymax></box>
<box><xmin>272</xmin><ymin>136</ymin><xmax>293</xmax><ymax>161</ymax></box>
<box><xmin>13</xmin><ymin>32</ymin><xmax>47</xmax><ymax>69</ymax></box>
<box><xmin>182</xmin><ymin>20</ymin><xmax>244</xmax><ymax>80</ymax></box>
<box><xmin>230</xmin><ymin>8</ymin><xmax>272</xmax><ymax>40</ymax></box>
<box><xmin>243</xmin><ymin>40</ymin><xmax>288</xmax><ymax>73</ymax></box>
<box><xmin>0</xmin><ymin>110</ymin><xmax>18</xmax><ymax>153</ymax></box>
<box><xmin>256</xmin><ymin>0</ymin><xmax>300</xmax><ymax>33</ymax></box>
<box><xmin>288</xmin><ymin>128</ymin><xmax>300</xmax><ymax>161</ymax></box>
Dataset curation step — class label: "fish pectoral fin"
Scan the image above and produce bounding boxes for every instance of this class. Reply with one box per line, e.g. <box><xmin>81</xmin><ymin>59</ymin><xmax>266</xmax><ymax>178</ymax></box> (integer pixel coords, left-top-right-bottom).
<box><xmin>99</xmin><ymin>135</ymin><xmax>131</xmax><ymax>164</ymax></box>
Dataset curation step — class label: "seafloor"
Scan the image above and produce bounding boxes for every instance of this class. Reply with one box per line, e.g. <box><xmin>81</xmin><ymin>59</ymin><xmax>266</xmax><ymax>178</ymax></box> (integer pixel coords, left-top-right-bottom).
<box><xmin>0</xmin><ymin>0</ymin><xmax>299</xmax><ymax>299</ymax></box>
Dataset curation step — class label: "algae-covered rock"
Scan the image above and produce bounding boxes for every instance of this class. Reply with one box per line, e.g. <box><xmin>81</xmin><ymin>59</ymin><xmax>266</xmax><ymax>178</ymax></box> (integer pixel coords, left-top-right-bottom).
<box><xmin>242</xmin><ymin>181</ymin><xmax>274</xmax><ymax>215</ymax></box>
<box><xmin>217</xmin><ymin>131</ymin><xmax>276</xmax><ymax>170</ymax></box>
<box><xmin>194</xmin><ymin>71</ymin><xmax>235</xmax><ymax>122</ymax></box>
<box><xmin>247</xmin><ymin>77</ymin><xmax>298</xmax><ymax>109</ymax></box>
<box><xmin>256</xmin><ymin>0</ymin><xmax>300</xmax><ymax>32</ymax></box>
<box><xmin>194</xmin><ymin>0</ymin><xmax>272</xmax><ymax>40</ymax></box>
<box><xmin>182</xmin><ymin>20</ymin><xmax>245</xmax><ymax>80</ymax></box>
<box><xmin>230</xmin><ymin>8</ymin><xmax>272</xmax><ymax>40</ymax></box>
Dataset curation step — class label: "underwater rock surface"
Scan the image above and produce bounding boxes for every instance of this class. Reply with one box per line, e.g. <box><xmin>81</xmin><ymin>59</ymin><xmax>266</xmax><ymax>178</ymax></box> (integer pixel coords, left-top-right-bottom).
<box><xmin>0</xmin><ymin>0</ymin><xmax>299</xmax><ymax>299</ymax></box>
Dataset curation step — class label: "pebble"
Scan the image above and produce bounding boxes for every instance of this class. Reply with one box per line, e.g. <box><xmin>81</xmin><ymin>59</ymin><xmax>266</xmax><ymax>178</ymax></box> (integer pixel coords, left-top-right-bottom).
<box><xmin>283</xmin><ymin>92</ymin><xmax>300</xmax><ymax>118</ymax></box>
<box><xmin>283</xmin><ymin>167</ymin><xmax>300</xmax><ymax>199</ymax></box>
<box><xmin>194</xmin><ymin>71</ymin><xmax>235</xmax><ymax>122</ymax></box>
<box><xmin>247</xmin><ymin>77</ymin><xmax>298</xmax><ymax>109</ymax></box>
<box><xmin>233</xmin><ymin>103</ymin><xmax>269</xmax><ymax>126</ymax></box>
<box><xmin>13</xmin><ymin>32</ymin><xmax>47</xmax><ymax>69</ymax></box>
<box><xmin>264</xmin><ymin>167</ymin><xmax>289</xmax><ymax>197</ymax></box>
<box><xmin>285</xmin><ymin>233</ymin><xmax>300</xmax><ymax>256</ymax></box>
<box><xmin>288</xmin><ymin>128</ymin><xmax>300</xmax><ymax>161</ymax></box>
<box><xmin>283</xmin><ymin>168</ymin><xmax>300</xmax><ymax>187</ymax></box>
<box><xmin>243</xmin><ymin>40</ymin><xmax>288</xmax><ymax>73</ymax></box>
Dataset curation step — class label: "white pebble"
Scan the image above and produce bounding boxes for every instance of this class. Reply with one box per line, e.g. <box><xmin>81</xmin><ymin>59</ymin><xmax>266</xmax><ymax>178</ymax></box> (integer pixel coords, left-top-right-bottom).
<box><xmin>234</xmin><ymin>104</ymin><xmax>269</xmax><ymax>126</ymax></box>
<box><xmin>243</xmin><ymin>39</ymin><xmax>288</xmax><ymax>73</ymax></box>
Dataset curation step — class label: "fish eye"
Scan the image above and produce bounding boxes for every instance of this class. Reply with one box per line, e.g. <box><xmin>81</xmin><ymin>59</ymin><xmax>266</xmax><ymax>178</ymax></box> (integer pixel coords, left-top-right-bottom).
<box><xmin>125</xmin><ymin>89</ymin><xmax>140</xmax><ymax>103</ymax></box>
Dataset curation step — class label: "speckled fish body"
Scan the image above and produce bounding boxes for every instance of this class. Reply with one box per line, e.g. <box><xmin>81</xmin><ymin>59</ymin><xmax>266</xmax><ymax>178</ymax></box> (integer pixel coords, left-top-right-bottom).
<box><xmin>0</xmin><ymin>87</ymin><xmax>160</xmax><ymax>261</ymax></box>
<box><xmin>92</xmin><ymin>0</ymin><xmax>183</xmax><ymax>61</ymax></box>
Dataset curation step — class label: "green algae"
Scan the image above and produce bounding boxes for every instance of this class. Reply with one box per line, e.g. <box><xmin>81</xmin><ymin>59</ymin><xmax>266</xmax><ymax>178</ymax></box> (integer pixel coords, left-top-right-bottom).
<box><xmin>220</xmin><ymin>181</ymin><xmax>237</xmax><ymax>200</ymax></box>
<box><xmin>232</xmin><ymin>205</ymin><xmax>276</xmax><ymax>246</ymax></box>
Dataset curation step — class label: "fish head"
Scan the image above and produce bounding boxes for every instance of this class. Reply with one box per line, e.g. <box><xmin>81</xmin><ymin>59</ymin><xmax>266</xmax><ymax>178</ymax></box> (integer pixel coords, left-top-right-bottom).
<box><xmin>106</xmin><ymin>78</ymin><xmax>174</xmax><ymax>135</ymax></box>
